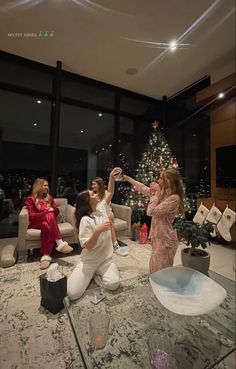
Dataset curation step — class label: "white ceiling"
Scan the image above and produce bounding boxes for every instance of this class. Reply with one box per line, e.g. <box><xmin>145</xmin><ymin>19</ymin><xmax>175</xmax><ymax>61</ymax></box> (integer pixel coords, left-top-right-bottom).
<box><xmin>0</xmin><ymin>0</ymin><xmax>235</xmax><ymax>100</ymax></box>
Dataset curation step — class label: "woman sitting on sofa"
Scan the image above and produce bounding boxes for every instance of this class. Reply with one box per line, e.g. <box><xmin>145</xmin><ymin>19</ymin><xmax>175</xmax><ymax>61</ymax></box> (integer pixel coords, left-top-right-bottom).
<box><xmin>67</xmin><ymin>168</ymin><xmax>122</xmax><ymax>299</ymax></box>
<box><xmin>91</xmin><ymin>176</ymin><xmax>128</xmax><ymax>257</ymax></box>
<box><xmin>25</xmin><ymin>178</ymin><xmax>73</xmax><ymax>269</ymax></box>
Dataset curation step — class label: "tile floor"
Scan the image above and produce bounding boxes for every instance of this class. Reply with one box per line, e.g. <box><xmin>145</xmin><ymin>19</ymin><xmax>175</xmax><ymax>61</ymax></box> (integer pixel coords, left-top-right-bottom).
<box><xmin>174</xmin><ymin>242</ymin><xmax>236</xmax><ymax>281</ymax></box>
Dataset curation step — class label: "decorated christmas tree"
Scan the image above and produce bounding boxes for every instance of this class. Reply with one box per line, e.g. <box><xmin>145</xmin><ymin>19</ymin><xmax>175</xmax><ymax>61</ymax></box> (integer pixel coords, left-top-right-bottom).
<box><xmin>122</xmin><ymin>121</ymin><xmax>182</xmax><ymax>222</ymax></box>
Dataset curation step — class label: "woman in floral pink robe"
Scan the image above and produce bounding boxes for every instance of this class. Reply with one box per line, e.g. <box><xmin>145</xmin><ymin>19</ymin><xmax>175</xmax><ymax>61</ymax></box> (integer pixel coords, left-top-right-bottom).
<box><xmin>123</xmin><ymin>168</ymin><xmax>185</xmax><ymax>273</ymax></box>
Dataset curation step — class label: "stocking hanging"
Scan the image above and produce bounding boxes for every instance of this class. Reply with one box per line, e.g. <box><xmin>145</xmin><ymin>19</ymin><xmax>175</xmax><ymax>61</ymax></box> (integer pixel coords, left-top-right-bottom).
<box><xmin>193</xmin><ymin>204</ymin><xmax>209</xmax><ymax>224</ymax></box>
<box><xmin>205</xmin><ymin>205</ymin><xmax>222</xmax><ymax>237</ymax></box>
<box><xmin>217</xmin><ymin>207</ymin><xmax>236</xmax><ymax>242</ymax></box>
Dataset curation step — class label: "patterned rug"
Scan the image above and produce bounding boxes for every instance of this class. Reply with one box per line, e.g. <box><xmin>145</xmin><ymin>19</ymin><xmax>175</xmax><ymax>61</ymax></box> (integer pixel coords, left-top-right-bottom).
<box><xmin>0</xmin><ymin>240</ymin><xmax>234</xmax><ymax>369</ymax></box>
<box><xmin>0</xmin><ymin>240</ymin><xmax>151</xmax><ymax>369</ymax></box>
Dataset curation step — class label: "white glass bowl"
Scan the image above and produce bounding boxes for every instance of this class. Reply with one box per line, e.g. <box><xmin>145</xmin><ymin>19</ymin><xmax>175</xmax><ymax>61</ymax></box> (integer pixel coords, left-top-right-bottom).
<box><xmin>149</xmin><ymin>266</ymin><xmax>226</xmax><ymax>316</ymax></box>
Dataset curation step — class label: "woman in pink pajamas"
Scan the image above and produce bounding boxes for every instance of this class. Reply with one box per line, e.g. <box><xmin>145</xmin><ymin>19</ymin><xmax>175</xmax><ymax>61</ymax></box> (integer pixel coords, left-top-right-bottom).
<box><xmin>25</xmin><ymin>178</ymin><xmax>73</xmax><ymax>269</ymax></box>
<box><xmin>123</xmin><ymin>168</ymin><xmax>184</xmax><ymax>273</ymax></box>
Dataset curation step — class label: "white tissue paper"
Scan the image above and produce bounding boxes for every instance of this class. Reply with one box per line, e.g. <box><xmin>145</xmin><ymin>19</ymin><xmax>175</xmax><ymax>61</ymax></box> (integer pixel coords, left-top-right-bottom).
<box><xmin>46</xmin><ymin>263</ymin><xmax>64</xmax><ymax>281</ymax></box>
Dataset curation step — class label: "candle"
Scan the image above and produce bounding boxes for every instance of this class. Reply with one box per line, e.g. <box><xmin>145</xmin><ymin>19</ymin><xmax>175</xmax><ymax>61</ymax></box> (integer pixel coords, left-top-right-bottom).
<box><xmin>91</xmin><ymin>333</ymin><xmax>107</xmax><ymax>349</ymax></box>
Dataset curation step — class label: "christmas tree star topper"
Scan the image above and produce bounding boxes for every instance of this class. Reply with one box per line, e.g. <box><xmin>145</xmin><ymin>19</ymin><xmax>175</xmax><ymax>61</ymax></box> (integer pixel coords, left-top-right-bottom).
<box><xmin>152</xmin><ymin>121</ymin><xmax>159</xmax><ymax>128</ymax></box>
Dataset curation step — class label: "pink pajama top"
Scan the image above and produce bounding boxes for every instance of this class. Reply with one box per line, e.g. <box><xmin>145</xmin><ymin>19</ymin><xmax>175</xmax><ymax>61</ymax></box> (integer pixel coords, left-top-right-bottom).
<box><xmin>134</xmin><ymin>183</ymin><xmax>180</xmax><ymax>246</ymax></box>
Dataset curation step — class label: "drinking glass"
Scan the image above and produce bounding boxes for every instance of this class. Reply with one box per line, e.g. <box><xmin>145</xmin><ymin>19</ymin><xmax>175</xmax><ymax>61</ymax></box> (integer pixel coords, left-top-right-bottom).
<box><xmin>114</xmin><ymin>173</ymin><xmax>124</xmax><ymax>182</ymax></box>
<box><xmin>148</xmin><ymin>333</ymin><xmax>173</xmax><ymax>369</ymax></box>
<box><xmin>89</xmin><ymin>313</ymin><xmax>110</xmax><ymax>349</ymax></box>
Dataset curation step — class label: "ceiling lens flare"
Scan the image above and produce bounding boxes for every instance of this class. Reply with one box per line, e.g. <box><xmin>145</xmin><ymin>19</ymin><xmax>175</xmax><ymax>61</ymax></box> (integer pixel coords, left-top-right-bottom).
<box><xmin>169</xmin><ymin>40</ymin><xmax>177</xmax><ymax>51</ymax></box>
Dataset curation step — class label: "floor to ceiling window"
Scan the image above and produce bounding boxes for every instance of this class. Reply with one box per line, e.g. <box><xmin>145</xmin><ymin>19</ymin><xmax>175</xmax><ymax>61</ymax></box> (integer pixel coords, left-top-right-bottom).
<box><xmin>0</xmin><ymin>52</ymin><xmax>210</xmax><ymax>237</ymax></box>
<box><xmin>0</xmin><ymin>89</ymin><xmax>52</xmax><ymax>236</ymax></box>
<box><xmin>58</xmin><ymin>103</ymin><xmax>115</xmax><ymax>204</ymax></box>
<box><xmin>165</xmin><ymin>77</ymin><xmax>211</xmax><ymax>214</ymax></box>
<box><xmin>0</xmin><ymin>52</ymin><xmax>162</xmax><ymax>237</ymax></box>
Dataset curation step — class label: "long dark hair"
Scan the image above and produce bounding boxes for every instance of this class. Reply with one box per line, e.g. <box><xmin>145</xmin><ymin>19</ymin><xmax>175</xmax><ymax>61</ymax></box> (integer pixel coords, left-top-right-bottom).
<box><xmin>75</xmin><ymin>190</ymin><xmax>92</xmax><ymax>228</ymax></box>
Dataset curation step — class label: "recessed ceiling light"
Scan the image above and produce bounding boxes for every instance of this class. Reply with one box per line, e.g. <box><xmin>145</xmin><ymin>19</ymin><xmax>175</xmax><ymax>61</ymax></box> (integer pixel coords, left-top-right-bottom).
<box><xmin>33</xmin><ymin>123</ymin><xmax>37</xmax><ymax>126</ymax></box>
<box><xmin>126</xmin><ymin>67</ymin><xmax>138</xmax><ymax>75</ymax></box>
<box><xmin>37</xmin><ymin>100</ymin><xmax>41</xmax><ymax>104</ymax></box>
<box><xmin>169</xmin><ymin>40</ymin><xmax>177</xmax><ymax>51</ymax></box>
<box><xmin>101</xmin><ymin>147</ymin><xmax>105</xmax><ymax>150</ymax></box>
<box><xmin>218</xmin><ymin>92</ymin><xmax>224</xmax><ymax>99</ymax></box>
<box><xmin>98</xmin><ymin>113</ymin><xmax>102</xmax><ymax>117</ymax></box>
<box><xmin>80</xmin><ymin>130</ymin><xmax>84</xmax><ymax>133</ymax></box>
<box><xmin>109</xmin><ymin>144</ymin><xmax>112</xmax><ymax>147</ymax></box>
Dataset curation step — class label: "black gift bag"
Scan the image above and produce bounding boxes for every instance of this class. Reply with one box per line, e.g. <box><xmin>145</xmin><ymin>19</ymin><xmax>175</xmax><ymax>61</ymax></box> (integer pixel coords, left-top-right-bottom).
<box><xmin>40</xmin><ymin>273</ymin><xmax>67</xmax><ymax>314</ymax></box>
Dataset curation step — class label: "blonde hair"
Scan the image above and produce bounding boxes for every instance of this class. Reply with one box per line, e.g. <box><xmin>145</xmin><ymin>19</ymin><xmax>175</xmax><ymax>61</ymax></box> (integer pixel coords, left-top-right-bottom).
<box><xmin>92</xmin><ymin>177</ymin><xmax>106</xmax><ymax>200</ymax></box>
<box><xmin>160</xmin><ymin>168</ymin><xmax>185</xmax><ymax>215</ymax></box>
<box><xmin>32</xmin><ymin>178</ymin><xmax>51</xmax><ymax>206</ymax></box>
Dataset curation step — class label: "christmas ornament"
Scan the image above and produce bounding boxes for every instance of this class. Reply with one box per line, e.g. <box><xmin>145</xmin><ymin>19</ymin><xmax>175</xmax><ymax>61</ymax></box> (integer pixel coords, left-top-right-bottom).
<box><xmin>171</xmin><ymin>157</ymin><xmax>179</xmax><ymax>169</ymax></box>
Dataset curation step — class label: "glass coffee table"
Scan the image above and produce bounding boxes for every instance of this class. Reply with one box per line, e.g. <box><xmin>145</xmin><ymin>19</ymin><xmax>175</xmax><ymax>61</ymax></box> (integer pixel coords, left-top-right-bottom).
<box><xmin>64</xmin><ymin>270</ymin><xmax>235</xmax><ymax>369</ymax></box>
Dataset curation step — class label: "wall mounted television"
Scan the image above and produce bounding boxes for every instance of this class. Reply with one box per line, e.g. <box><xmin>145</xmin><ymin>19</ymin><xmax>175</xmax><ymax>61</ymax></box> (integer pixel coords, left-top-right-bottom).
<box><xmin>216</xmin><ymin>145</ymin><xmax>236</xmax><ymax>188</ymax></box>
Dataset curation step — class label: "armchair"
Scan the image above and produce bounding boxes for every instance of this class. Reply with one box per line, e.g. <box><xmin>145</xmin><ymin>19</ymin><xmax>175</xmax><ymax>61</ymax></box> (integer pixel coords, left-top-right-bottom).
<box><xmin>18</xmin><ymin>198</ymin><xmax>78</xmax><ymax>251</ymax></box>
<box><xmin>111</xmin><ymin>203</ymin><xmax>132</xmax><ymax>238</ymax></box>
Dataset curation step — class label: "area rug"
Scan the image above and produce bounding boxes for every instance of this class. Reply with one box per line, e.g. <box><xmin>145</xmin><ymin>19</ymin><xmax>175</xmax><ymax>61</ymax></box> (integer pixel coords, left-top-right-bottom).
<box><xmin>0</xmin><ymin>240</ymin><xmax>234</xmax><ymax>369</ymax></box>
<box><xmin>0</xmin><ymin>240</ymin><xmax>151</xmax><ymax>369</ymax></box>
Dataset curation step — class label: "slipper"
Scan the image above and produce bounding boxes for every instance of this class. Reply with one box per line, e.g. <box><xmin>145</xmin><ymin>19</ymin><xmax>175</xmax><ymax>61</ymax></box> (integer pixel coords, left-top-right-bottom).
<box><xmin>40</xmin><ymin>255</ymin><xmax>52</xmax><ymax>269</ymax></box>
<box><xmin>56</xmin><ymin>241</ymin><xmax>73</xmax><ymax>254</ymax></box>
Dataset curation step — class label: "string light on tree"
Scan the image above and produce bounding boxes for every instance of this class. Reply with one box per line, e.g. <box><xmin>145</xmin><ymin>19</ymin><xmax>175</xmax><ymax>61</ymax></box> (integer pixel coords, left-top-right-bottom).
<box><xmin>121</xmin><ymin>121</ymin><xmax>189</xmax><ymax>222</ymax></box>
<box><xmin>106</xmin><ymin>152</ymin><xmax>131</xmax><ymax>201</ymax></box>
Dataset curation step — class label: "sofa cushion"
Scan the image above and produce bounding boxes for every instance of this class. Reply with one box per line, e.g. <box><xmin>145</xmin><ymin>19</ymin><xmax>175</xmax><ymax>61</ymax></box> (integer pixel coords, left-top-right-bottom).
<box><xmin>26</xmin><ymin>228</ymin><xmax>41</xmax><ymax>240</ymax></box>
<box><xmin>26</xmin><ymin>222</ymin><xmax>74</xmax><ymax>240</ymax></box>
<box><xmin>58</xmin><ymin>222</ymin><xmax>74</xmax><ymax>237</ymax></box>
<box><xmin>114</xmin><ymin>218</ymin><xmax>127</xmax><ymax>232</ymax></box>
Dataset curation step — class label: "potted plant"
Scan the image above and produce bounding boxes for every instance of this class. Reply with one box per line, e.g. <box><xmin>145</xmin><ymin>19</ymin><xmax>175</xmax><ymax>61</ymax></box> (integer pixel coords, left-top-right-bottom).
<box><xmin>174</xmin><ymin>218</ymin><xmax>214</xmax><ymax>275</ymax></box>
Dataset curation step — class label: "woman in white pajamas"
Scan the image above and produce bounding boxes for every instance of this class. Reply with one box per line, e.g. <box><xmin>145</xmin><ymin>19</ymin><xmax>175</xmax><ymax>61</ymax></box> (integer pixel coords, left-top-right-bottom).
<box><xmin>67</xmin><ymin>168</ymin><xmax>122</xmax><ymax>299</ymax></box>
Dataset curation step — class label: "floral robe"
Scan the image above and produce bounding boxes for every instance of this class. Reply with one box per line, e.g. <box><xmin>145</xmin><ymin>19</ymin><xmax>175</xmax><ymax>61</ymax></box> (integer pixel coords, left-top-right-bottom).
<box><xmin>134</xmin><ymin>183</ymin><xmax>180</xmax><ymax>273</ymax></box>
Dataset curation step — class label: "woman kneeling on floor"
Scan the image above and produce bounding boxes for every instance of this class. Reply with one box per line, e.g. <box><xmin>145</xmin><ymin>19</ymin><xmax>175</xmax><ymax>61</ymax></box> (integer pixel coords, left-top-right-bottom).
<box><xmin>25</xmin><ymin>178</ymin><xmax>73</xmax><ymax>269</ymax></box>
<box><xmin>67</xmin><ymin>168</ymin><xmax>122</xmax><ymax>299</ymax></box>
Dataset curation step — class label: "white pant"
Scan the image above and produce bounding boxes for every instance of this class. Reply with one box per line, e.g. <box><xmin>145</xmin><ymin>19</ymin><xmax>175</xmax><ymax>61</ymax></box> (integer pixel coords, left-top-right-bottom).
<box><xmin>67</xmin><ymin>257</ymin><xmax>120</xmax><ymax>299</ymax></box>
